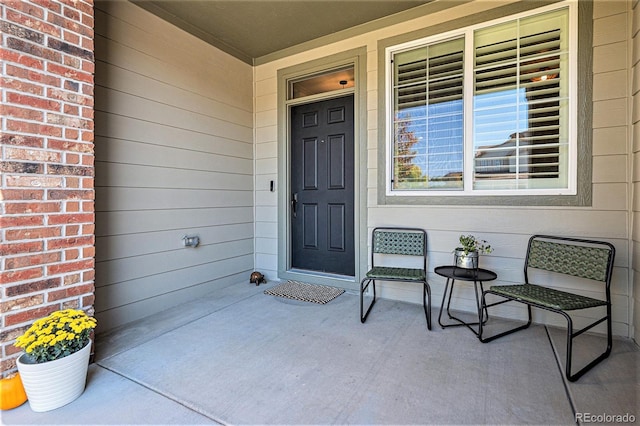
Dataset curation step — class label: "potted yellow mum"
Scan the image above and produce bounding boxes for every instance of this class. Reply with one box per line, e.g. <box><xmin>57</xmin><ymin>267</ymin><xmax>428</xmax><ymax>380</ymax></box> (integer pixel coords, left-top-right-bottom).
<box><xmin>14</xmin><ymin>309</ymin><xmax>97</xmax><ymax>412</ymax></box>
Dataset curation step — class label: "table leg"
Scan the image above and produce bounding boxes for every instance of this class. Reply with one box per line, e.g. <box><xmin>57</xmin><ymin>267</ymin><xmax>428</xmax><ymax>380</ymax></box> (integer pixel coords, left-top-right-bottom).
<box><xmin>438</xmin><ymin>278</ymin><xmax>453</xmax><ymax>329</ymax></box>
<box><xmin>439</xmin><ymin>278</ymin><xmax>488</xmax><ymax>336</ymax></box>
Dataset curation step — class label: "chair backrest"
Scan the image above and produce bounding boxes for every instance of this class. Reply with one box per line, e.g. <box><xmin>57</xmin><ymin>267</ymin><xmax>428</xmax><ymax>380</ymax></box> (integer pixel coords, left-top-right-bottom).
<box><xmin>371</xmin><ymin>227</ymin><xmax>427</xmax><ymax>269</ymax></box>
<box><xmin>525</xmin><ymin>235</ymin><xmax>615</xmax><ymax>286</ymax></box>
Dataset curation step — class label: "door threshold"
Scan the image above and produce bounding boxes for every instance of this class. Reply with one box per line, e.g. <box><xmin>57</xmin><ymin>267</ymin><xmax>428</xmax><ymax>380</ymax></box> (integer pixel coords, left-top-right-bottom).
<box><xmin>288</xmin><ymin>269</ymin><xmax>355</xmax><ymax>283</ymax></box>
<box><xmin>288</xmin><ymin>269</ymin><xmax>356</xmax><ymax>289</ymax></box>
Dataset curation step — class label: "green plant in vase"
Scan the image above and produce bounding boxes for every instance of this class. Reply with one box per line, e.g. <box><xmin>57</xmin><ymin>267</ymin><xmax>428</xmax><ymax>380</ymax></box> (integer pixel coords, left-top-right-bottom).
<box><xmin>457</xmin><ymin>234</ymin><xmax>493</xmax><ymax>255</ymax></box>
<box><xmin>454</xmin><ymin>234</ymin><xmax>493</xmax><ymax>269</ymax></box>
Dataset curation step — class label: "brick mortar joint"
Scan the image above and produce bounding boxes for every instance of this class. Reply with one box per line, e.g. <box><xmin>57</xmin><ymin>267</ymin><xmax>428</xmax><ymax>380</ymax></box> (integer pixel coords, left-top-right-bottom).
<box><xmin>1</xmin><ymin>0</ymin><xmax>96</xmax><ymax>376</ymax></box>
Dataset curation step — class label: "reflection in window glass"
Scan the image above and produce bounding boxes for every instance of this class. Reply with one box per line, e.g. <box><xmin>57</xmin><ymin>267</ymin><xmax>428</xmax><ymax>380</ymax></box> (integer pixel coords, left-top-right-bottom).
<box><xmin>388</xmin><ymin>5</ymin><xmax>572</xmax><ymax>195</ymax></box>
<box><xmin>473</xmin><ymin>8</ymin><xmax>569</xmax><ymax>190</ymax></box>
<box><xmin>392</xmin><ymin>38</ymin><xmax>464</xmax><ymax>190</ymax></box>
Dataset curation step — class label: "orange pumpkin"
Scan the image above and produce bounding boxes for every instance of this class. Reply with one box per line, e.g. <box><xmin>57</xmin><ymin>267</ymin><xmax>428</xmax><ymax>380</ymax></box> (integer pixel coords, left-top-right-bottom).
<box><xmin>0</xmin><ymin>372</ymin><xmax>28</xmax><ymax>410</ymax></box>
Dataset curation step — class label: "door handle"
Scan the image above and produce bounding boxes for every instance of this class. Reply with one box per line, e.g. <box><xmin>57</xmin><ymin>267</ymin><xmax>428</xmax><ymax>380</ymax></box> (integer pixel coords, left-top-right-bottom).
<box><xmin>291</xmin><ymin>193</ymin><xmax>298</xmax><ymax>218</ymax></box>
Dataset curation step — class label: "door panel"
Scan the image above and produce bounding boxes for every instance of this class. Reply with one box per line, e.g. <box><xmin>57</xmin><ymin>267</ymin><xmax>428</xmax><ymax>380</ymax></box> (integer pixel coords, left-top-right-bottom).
<box><xmin>328</xmin><ymin>204</ymin><xmax>345</xmax><ymax>251</ymax></box>
<box><xmin>328</xmin><ymin>135</ymin><xmax>345</xmax><ymax>189</ymax></box>
<box><xmin>303</xmin><ymin>204</ymin><xmax>318</xmax><ymax>248</ymax></box>
<box><xmin>291</xmin><ymin>95</ymin><xmax>354</xmax><ymax>276</ymax></box>
<box><xmin>303</xmin><ymin>138</ymin><xmax>318</xmax><ymax>189</ymax></box>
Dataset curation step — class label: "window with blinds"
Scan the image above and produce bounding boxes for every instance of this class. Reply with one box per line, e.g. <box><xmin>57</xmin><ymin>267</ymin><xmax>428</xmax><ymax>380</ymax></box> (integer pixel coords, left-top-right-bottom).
<box><xmin>392</xmin><ymin>38</ymin><xmax>464</xmax><ymax>190</ymax></box>
<box><xmin>388</xmin><ymin>4</ymin><xmax>574</xmax><ymax>196</ymax></box>
<box><xmin>473</xmin><ymin>8</ymin><xmax>569</xmax><ymax>190</ymax></box>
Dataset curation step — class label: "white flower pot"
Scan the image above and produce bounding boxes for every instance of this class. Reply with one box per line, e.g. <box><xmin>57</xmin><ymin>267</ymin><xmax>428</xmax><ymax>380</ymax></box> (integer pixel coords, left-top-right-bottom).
<box><xmin>16</xmin><ymin>341</ymin><xmax>91</xmax><ymax>412</ymax></box>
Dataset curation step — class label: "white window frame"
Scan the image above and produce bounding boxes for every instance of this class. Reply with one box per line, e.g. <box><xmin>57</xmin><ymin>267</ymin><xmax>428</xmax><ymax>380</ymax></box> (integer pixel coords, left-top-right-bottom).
<box><xmin>385</xmin><ymin>2</ymin><xmax>577</xmax><ymax>197</ymax></box>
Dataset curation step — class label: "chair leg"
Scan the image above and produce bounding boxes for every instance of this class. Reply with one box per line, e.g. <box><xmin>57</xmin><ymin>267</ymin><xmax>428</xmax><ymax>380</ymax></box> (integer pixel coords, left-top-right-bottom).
<box><xmin>479</xmin><ymin>292</ymin><xmax>532</xmax><ymax>343</ymax></box>
<box><xmin>563</xmin><ymin>311</ymin><xmax>612</xmax><ymax>382</ymax></box>
<box><xmin>480</xmin><ymin>293</ymin><xmax>612</xmax><ymax>381</ymax></box>
<box><xmin>360</xmin><ymin>278</ymin><xmax>376</xmax><ymax>323</ymax></box>
<box><xmin>423</xmin><ymin>282</ymin><xmax>432</xmax><ymax>330</ymax></box>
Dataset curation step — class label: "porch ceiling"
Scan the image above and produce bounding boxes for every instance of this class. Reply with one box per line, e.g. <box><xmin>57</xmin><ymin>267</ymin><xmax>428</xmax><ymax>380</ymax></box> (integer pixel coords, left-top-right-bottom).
<box><xmin>131</xmin><ymin>0</ymin><xmax>433</xmax><ymax>65</ymax></box>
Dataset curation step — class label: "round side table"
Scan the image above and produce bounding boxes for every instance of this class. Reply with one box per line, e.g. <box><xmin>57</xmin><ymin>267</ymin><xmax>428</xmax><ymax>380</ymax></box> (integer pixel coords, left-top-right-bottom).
<box><xmin>434</xmin><ymin>265</ymin><xmax>497</xmax><ymax>337</ymax></box>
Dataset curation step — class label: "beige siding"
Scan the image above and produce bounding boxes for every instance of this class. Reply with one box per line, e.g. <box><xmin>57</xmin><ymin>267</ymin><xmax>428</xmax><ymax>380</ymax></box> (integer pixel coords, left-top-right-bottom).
<box><xmin>593</xmin><ymin>1</ymin><xmax>633</xmax><ymax>336</ymax></box>
<box><xmin>255</xmin><ymin>0</ymin><xmax>635</xmax><ymax>337</ymax></box>
<box><xmin>632</xmin><ymin>0</ymin><xmax>640</xmax><ymax>344</ymax></box>
<box><xmin>94</xmin><ymin>1</ymin><xmax>254</xmax><ymax>331</ymax></box>
<box><xmin>254</xmin><ymin>72</ymin><xmax>279</xmax><ymax>278</ymax></box>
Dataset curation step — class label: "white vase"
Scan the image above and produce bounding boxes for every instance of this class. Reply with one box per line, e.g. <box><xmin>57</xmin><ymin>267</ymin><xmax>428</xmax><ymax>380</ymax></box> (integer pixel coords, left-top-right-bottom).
<box><xmin>16</xmin><ymin>341</ymin><xmax>91</xmax><ymax>412</ymax></box>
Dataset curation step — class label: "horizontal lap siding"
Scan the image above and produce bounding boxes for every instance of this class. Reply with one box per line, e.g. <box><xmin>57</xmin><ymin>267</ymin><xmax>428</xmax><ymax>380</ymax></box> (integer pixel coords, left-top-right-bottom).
<box><xmin>94</xmin><ymin>1</ymin><xmax>253</xmax><ymax>331</ymax></box>
<box><xmin>632</xmin><ymin>0</ymin><xmax>640</xmax><ymax>344</ymax></box>
<box><xmin>254</xmin><ymin>75</ymin><xmax>278</xmax><ymax>279</ymax></box>
<box><xmin>367</xmin><ymin>208</ymin><xmax>630</xmax><ymax>336</ymax></box>
<box><xmin>254</xmin><ymin>0</ymin><xmax>633</xmax><ymax>337</ymax></box>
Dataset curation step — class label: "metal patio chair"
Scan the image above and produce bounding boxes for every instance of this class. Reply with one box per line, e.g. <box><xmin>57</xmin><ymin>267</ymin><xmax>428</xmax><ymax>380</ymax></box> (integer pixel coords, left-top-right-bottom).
<box><xmin>479</xmin><ymin>235</ymin><xmax>616</xmax><ymax>381</ymax></box>
<box><xmin>360</xmin><ymin>227</ymin><xmax>432</xmax><ymax>330</ymax></box>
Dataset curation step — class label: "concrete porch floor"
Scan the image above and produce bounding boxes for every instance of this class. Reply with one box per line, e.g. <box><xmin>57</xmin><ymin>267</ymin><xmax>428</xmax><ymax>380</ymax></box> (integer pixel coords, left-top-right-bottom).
<box><xmin>3</xmin><ymin>282</ymin><xmax>638</xmax><ymax>425</ymax></box>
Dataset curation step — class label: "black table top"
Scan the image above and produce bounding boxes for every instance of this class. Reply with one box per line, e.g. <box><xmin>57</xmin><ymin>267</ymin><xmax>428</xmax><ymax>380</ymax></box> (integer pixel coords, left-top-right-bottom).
<box><xmin>434</xmin><ymin>265</ymin><xmax>497</xmax><ymax>282</ymax></box>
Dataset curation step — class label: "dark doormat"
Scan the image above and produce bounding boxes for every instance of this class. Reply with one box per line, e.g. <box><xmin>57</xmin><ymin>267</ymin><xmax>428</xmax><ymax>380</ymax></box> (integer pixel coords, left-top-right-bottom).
<box><xmin>264</xmin><ymin>281</ymin><xmax>345</xmax><ymax>304</ymax></box>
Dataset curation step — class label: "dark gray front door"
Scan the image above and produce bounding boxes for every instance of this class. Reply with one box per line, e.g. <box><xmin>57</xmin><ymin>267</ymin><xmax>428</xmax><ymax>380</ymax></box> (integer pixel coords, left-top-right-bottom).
<box><xmin>290</xmin><ymin>95</ymin><xmax>354</xmax><ymax>276</ymax></box>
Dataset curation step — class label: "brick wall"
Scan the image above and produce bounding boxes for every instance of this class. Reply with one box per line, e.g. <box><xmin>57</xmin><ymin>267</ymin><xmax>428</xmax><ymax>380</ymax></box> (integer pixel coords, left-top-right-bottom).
<box><xmin>1</xmin><ymin>0</ymin><xmax>95</xmax><ymax>375</ymax></box>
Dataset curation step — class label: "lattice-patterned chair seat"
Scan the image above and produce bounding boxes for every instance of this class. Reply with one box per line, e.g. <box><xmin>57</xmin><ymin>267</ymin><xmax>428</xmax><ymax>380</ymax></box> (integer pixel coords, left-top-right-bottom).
<box><xmin>489</xmin><ymin>284</ymin><xmax>607</xmax><ymax>311</ymax></box>
<box><xmin>360</xmin><ymin>227</ymin><xmax>431</xmax><ymax>330</ymax></box>
<box><xmin>365</xmin><ymin>266</ymin><xmax>426</xmax><ymax>281</ymax></box>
